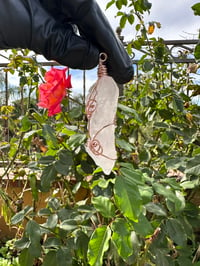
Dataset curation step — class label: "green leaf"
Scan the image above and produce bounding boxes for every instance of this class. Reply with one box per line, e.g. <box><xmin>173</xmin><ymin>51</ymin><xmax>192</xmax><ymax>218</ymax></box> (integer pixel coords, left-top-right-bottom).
<box><xmin>139</xmin><ymin>185</ymin><xmax>153</xmax><ymax>204</ymax></box>
<box><xmin>155</xmin><ymin>249</ymin><xmax>173</xmax><ymax>266</ymax></box>
<box><xmin>132</xmin><ymin>213</ymin><xmax>154</xmax><ymax>237</ymax></box>
<box><xmin>145</xmin><ymin>202</ymin><xmax>167</xmax><ymax>216</ymax></box>
<box><xmin>116</xmin><ymin>0</ymin><xmax>123</xmax><ymax>9</ymax></box>
<box><xmin>40</xmin><ymin>164</ymin><xmax>57</xmax><ymax>192</ymax></box>
<box><xmin>75</xmin><ymin>231</ymin><xmax>89</xmax><ymax>261</ymax></box>
<box><xmin>20</xmin><ymin>116</ymin><xmax>31</xmax><ymax>132</ymax></box>
<box><xmin>120</xmin><ymin>15</ymin><xmax>127</xmax><ymax>28</ymax></box>
<box><xmin>54</xmin><ymin>150</ymin><xmax>73</xmax><ymax>175</ymax></box>
<box><xmin>60</xmin><ymin>219</ymin><xmax>78</xmax><ymax>231</ymax></box>
<box><xmin>165</xmin><ymin>218</ymin><xmax>187</xmax><ymax>246</ymax></box>
<box><xmin>192</xmin><ymin>3</ymin><xmax>200</xmax><ymax>16</ymax></box>
<box><xmin>68</xmin><ymin>133</ymin><xmax>86</xmax><ymax>150</ymax></box>
<box><xmin>15</xmin><ymin>237</ymin><xmax>30</xmax><ymax>250</ymax></box>
<box><xmin>106</xmin><ymin>0</ymin><xmax>115</xmax><ymax>10</ymax></box>
<box><xmin>153</xmin><ymin>183</ymin><xmax>178</xmax><ymax>203</ymax></box>
<box><xmin>172</xmin><ymin>94</ymin><xmax>184</xmax><ymax>113</ymax></box>
<box><xmin>19</xmin><ymin>249</ymin><xmax>34</xmax><ymax>266</ymax></box>
<box><xmin>88</xmin><ymin>226</ymin><xmax>111</xmax><ymax>266</ymax></box>
<box><xmin>69</xmin><ymin>106</ymin><xmax>82</xmax><ymax>119</ymax></box>
<box><xmin>185</xmin><ymin>155</ymin><xmax>200</xmax><ymax>176</ymax></box>
<box><xmin>39</xmin><ymin>156</ymin><xmax>55</xmax><ymax>165</ymax></box>
<box><xmin>114</xmin><ymin>175</ymin><xmax>142</xmax><ymax>222</ymax></box>
<box><xmin>45</xmin><ymin>214</ymin><xmax>58</xmax><ymax>229</ymax></box>
<box><xmin>116</xmin><ymin>138</ymin><xmax>134</xmax><ymax>152</ymax></box>
<box><xmin>128</xmin><ymin>14</ymin><xmax>134</xmax><ymax>24</ymax></box>
<box><xmin>42</xmin><ymin>124</ymin><xmax>58</xmax><ymax>149</ymax></box>
<box><xmin>92</xmin><ymin>196</ymin><xmax>116</xmax><ymax>218</ymax></box>
<box><xmin>38</xmin><ymin>208</ymin><xmax>51</xmax><ymax>216</ymax></box>
<box><xmin>44</xmin><ymin>237</ymin><xmax>62</xmax><ymax>248</ymax></box>
<box><xmin>29</xmin><ymin>174</ymin><xmax>38</xmax><ymax>201</ymax></box>
<box><xmin>166</xmin><ymin>157</ymin><xmax>186</xmax><ymax>169</ymax></box>
<box><xmin>11</xmin><ymin>206</ymin><xmax>33</xmax><ymax>225</ymax></box>
<box><xmin>42</xmin><ymin>251</ymin><xmax>57</xmax><ymax>266</ymax></box>
<box><xmin>28</xmin><ymin>242</ymin><xmax>42</xmax><ymax>258</ymax></box>
<box><xmin>118</xmin><ymin>103</ymin><xmax>142</xmax><ymax>123</ymax></box>
<box><xmin>120</xmin><ymin>167</ymin><xmax>144</xmax><ymax>186</ymax></box>
<box><xmin>142</xmin><ymin>60</ymin><xmax>154</xmax><ymax>72</ymax></box>
<box><xmin>111</xmin><ymin>218</ymin><xmax>133</xmax><ymax>259</ymax></box>
<box><xmin>56</xmin><ymin>247</ymin><xmax>72</xmax><ymax>266</ymax></box>
<box><xmin>194</xmin><ymin>43</ymin><xmax>200</xmax><ymax>60</ymax></box>
<box><xmin>26</xmin><ymin>220</ymin><xmax>41</xmax><ymax>244</ymax></box>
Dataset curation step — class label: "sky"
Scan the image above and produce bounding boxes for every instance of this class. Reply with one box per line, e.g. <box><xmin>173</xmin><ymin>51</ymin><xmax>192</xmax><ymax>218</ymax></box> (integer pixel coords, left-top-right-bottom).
<box><xmin>71</xmin><ymin>0</ymin><xmax>200</xmax><ymax>94</ymax></box>
<box><xmin>98</xmin><ymin>0</ymin><xmax>200</xmax><ymax>40</ymax></box>
<box><xmin>1</xmin><ymin>0</ymin><xmax>199</xmax><ymax>96</ymax></box>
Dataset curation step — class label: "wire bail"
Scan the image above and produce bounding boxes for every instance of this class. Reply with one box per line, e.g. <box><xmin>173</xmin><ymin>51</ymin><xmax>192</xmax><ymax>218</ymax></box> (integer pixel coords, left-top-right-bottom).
<box><xmin>98</xmin><ymin>53</ymin><xmax>108</xmax><ymax>78</ymax></box>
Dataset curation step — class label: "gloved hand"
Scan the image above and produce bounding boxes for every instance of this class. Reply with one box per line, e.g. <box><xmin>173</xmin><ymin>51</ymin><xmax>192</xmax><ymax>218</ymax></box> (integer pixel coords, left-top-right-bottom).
<box><xmin>40</xmin><ymin>0</ymin><xmax>134</xmax><ymax>84</ymax></box>
<box><xmin>0</xmin><ymin>0</ymin><xmax>99</xmax><ymax>69</ymax></box>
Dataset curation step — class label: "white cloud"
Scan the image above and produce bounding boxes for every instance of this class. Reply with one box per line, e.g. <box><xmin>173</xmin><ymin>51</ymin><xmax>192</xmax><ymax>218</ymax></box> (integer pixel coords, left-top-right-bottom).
<box><xmin>98</xmin><ymin>0</ymin><xmax>199</xmax><ymax>40</ymax></box>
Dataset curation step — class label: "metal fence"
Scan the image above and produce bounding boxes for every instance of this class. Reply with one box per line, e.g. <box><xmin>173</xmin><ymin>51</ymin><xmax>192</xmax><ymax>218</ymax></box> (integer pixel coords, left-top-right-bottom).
<box><xmin>0</xmin><ymin>39</ymin><xmax>199</xmax><ymax>141</ymax></box>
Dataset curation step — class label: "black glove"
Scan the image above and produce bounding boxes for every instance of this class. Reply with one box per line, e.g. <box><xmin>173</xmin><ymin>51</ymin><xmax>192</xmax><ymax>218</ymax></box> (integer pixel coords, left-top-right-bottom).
<box><xmin>40</xmin><ymin>0</ymin><xmax>134</xmax><ymax>84</ymax></box>
<box><xmin>0</xmin><ymin>0</ymin><xmax>99</xmax><ymax>69</ymax></box>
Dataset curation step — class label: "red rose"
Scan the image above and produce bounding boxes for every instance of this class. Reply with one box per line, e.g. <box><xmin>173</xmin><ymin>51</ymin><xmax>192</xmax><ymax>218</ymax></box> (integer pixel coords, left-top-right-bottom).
<box><xmin>38</xmin><ymin>67</ymin><xmax>72</xmax><ymax>116</ymax></box>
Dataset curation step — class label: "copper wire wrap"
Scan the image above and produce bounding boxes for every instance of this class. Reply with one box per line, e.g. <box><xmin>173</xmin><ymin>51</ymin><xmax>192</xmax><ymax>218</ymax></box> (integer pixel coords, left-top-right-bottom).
<box><xmin>98</xmin><ymin>53</ymin><xmax>108</xmax><ymax>78</ymax></box>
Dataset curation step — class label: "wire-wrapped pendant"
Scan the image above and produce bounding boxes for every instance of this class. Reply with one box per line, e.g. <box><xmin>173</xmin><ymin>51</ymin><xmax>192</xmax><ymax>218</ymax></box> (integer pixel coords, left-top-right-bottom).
<box><xmin>85</xmin><ymin>53</ymin><xmax>119</xmax><ymax>175</ymax></box>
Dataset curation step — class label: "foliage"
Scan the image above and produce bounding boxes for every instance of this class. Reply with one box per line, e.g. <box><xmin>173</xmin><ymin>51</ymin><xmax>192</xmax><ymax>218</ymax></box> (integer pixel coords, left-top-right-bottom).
<box><xmin>0</xmin><ymin>2</ymin><xmax>200</xmax><ymax>266</ymax></box>
<box><xmin>0</xmin><ymin>240</ymin><xmax>20</xmax><ymax>266</ymax></box>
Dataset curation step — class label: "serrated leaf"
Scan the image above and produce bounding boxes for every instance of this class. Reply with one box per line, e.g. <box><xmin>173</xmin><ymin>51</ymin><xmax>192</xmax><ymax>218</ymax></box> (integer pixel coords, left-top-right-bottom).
<box><xmin>111</xmin><ymin>218</ymin><xmax>133</xmax><ymax>259</ymax></box>
<box><xmin>88</xmin><ymin>226</ymin><xmax>111</xmax><ymax>266</ymax></box>
<box><xmin>114</xmin><ymin>175</ymin><xmax>142</xmax><ymax>222</ymax></box>
<box><xmin>165</xmin><ymin>218</ymin><xmax>187</xmax><ymax>246</ymax></box>
<box><xmin>92</xmin><ymin>196</ymin><xmax>116</xmax><ymax>218</ymax></box>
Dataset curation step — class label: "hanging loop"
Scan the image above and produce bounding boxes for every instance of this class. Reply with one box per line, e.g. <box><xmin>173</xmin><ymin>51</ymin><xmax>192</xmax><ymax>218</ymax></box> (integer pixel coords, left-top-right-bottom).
<box><xmin>98</xmin><ymin>53</ymin><xmax>108</xmax><ymax>78</ymax></box>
